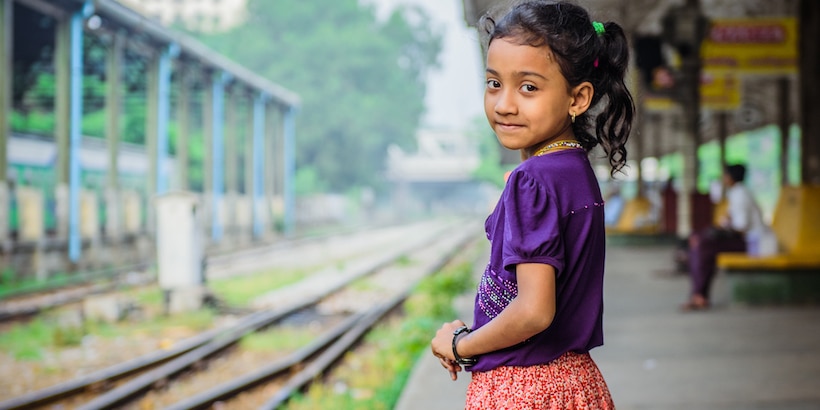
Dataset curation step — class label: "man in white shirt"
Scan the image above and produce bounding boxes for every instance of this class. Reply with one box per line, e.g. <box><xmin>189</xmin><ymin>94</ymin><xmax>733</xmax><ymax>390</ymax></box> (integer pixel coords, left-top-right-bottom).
<box><xmin>681</xmin><ymin>164</ymin><xmax>765</xmax><ymax>311</ymax></box>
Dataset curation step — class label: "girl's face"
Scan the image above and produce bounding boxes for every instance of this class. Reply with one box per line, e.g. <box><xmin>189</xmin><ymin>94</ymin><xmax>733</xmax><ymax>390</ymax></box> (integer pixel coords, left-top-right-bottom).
<box><xmin>484</xmin><ymin>38</ymin><xmax>576</xmax><ymax>157</ymax></box>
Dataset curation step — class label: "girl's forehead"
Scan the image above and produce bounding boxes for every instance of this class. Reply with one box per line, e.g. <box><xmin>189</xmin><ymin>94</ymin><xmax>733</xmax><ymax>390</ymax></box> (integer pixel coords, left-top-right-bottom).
<box><xmin>487</xmin><ymin>38</ymin><xmax>557</xmax><ymax>67</ymax></box>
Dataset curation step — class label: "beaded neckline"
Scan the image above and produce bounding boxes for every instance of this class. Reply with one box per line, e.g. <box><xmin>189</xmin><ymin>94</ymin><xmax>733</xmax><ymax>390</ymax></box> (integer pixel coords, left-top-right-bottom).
<box><xmin>532</xmin><ymin>140</ymin><xmax>584</xmax><ymax>157</ymax></box>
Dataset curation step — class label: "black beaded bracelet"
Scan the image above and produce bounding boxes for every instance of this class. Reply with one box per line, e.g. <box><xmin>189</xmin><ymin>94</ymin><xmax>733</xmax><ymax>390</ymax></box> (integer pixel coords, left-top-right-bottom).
<box><xmin>452</xmin><ymin>325</ymin><xmax>477</xmax><ymax>366</ymax></box>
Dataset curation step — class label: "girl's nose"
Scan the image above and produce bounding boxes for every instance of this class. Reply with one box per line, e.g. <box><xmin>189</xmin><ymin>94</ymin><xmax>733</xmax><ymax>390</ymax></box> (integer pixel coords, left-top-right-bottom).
<box><xmin>495</xmin><ymin>90</ymin><xmax>517</xmax><ymax>115</ymax></box>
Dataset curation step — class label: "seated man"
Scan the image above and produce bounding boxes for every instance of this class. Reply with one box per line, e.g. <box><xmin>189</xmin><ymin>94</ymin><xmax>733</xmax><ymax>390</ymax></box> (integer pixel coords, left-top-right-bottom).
<box><xmin>681</xmin><ymin>164</ymin><xmax>766</xmax><ymax>311</ymax></box>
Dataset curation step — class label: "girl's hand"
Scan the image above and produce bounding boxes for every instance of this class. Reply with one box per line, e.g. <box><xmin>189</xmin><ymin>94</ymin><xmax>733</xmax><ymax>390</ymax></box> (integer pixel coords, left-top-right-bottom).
<box><xmin>431</xmin><ymin>319</ymin><xmax>466</xmax><ymax>380</ymax></box>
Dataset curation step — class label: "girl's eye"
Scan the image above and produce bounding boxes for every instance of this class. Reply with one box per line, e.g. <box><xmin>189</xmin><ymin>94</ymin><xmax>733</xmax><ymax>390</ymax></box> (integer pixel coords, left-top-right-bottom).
<box><xmin>486</xmin><ymin>79</ymin><xmax>501</xmax><ymax>89</ymax></box>
<box><xmin>521</xmin><ymin>84</ymin><xmax>537</xmax><ymax>92</ymax></box>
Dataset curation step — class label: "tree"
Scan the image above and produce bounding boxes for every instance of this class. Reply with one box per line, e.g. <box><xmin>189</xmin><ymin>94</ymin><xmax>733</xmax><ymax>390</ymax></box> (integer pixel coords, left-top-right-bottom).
<box><xmin>196</xmin><ymin>0</ymin><xmax>442</xmax><ymax>193</ymax></box>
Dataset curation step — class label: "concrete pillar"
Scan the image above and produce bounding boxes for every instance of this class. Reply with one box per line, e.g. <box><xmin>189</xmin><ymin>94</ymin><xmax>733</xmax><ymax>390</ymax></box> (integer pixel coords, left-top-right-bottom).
<box><xmin>251</xmin><ymin>93</ymin><xmax>266</xmax><ymax>239</ymax></box>
<box><xmin>202</xmin><ymin>69</ymin><xmax>213</xmax><ymax>241</ymax></box>
<box><xmin>716</xmin><ymin>110</ymin><xmax>728</xmax><ymax>199</ymax></box>
<box><xmin>156</xmin><ymin>44</ymin><xmax>176</xmax><ymax>196</ymax></box>
<box><xmin>208</xmin><ymin>71</ymin><xmax>229</xmax><ymax>243</ymax></box>
<box><xmin>265</xmin><ymin>103</ymin><xmax>279</xmax><ymax>234</ymax></box>
<box><xmin>225</xmin><ymin>88</ymin><xmax>238</xmax><ymax>238</ymax></box>
<box><xmin>800</xmin><ymin>0</ymin><xmax>820</xmax><ymax>184</ymax></box>
<box><xmin>776</xmin><ymin>77</ymin><xmax>791</xmax><ymax>186</ymax></box>
<box><xmin>283</xmin><ymin>106</ymin><xmax>297</xmax><ymax>236</ymax></box>
<box><xmin>678</xmin><ymin>112</ymin><xmax>697</xmax><ymax>238</ymax></box>
<box><xmin>0</xmin><ymin>0</ymin><xmax>12</xmax><ymax>247</ymax></box>
<box><xmin>54</xmin><ymin>16</ymin><xmax>71</xmax><ymax>240</ymax></box>
<box><xmin>176</xmin><ymin>64</ymin><xmax>190</xmax><ymax>190</ymax></box>
<box><xmin>67</xmin><ymin>4</ymin><xmax>92</xmax><ymax>262</ymax></box>
<box><xmin>105</xmin><ymin>31</ymin><xmax>123</xmax><ymax>241</ymax></box>
<box><xmin>145</xmin><ymin>50</ymin><xmax>158</xmax><ymax>231</ymax></box>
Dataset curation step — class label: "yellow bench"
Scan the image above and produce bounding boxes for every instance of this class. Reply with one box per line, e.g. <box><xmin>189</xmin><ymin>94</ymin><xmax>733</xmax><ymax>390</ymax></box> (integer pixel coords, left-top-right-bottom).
<box><xmin>716</xmin><ymin>185</ymin><xmax>820</xmax><ymax>304</ymax></box>
<box><xmin>605</xmin><ymin>196</ymin><xmax>658</xmax><ymax>235</ymax></box>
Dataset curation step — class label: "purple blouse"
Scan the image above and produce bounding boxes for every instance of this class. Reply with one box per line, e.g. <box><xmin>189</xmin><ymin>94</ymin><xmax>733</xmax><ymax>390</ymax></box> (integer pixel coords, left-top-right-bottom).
<box><xmin>469</xmin><ymin>149</ymin><xmax>606</xmax><ymax>372</ymax></box>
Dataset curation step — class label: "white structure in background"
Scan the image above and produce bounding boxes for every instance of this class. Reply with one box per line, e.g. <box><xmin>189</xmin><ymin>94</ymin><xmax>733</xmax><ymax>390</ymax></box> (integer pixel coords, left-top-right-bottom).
<box><xmin>387</xmin><ymin>129</ymin><xmax>492</xmax><ymax>215</ymax></box>
<box><xmin>119</xmin><ymin>0</ymin><xmax>247</xmax><ymax>32</ymax></box>
<box><xmin>387</xmin><ymin>129</ymin><xmax>479</xmax><ymax>183</ymax></box>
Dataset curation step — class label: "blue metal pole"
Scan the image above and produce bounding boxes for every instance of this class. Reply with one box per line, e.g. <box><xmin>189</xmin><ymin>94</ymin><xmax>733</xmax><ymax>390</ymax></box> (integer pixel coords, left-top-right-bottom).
<box><xmin>156</xmin><ymin>43</ymin><xmax>178</xmax><ymax>195</ymax></box>
<box><xmin>252</xmin><ymin>93</ymin><xmax>266</xmax><ymax>239</ymax></box>
<box><xmin>68</xmin><ymin>2</ymin><xmax>93</xmax><ymax>262</ymax></box>
<box><xmin>283</xmin><ymin>106</ymin><xmax>297</xmax><ymax>237</ymax></box>
<box><xmin>211</xmin><ymin>72</ymin><xmax>230</xmax><ymax>242</ymax></box>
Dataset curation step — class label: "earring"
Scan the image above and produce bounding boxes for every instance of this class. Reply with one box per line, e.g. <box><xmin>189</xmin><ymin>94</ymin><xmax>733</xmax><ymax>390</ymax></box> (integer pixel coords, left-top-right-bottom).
<box><xmin>571</xmin><ymin>112</ymin><xmax>576</xmax><ymax>124</ymax></box>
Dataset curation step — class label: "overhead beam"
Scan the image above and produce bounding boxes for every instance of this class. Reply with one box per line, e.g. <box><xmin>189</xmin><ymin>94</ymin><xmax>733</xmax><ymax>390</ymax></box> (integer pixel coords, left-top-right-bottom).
<box><xmin>92</xmin><ymin>0</ymin><xmax>299</xmax><ymax>108</ymax></box>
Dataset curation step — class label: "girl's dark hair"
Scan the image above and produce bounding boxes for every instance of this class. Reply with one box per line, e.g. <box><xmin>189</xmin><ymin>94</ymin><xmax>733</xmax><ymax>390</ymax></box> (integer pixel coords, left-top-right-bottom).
<box><xmin>480</xmin><ymin>0</ymin><xmax>635</xmax><ymax>176</ymax></box>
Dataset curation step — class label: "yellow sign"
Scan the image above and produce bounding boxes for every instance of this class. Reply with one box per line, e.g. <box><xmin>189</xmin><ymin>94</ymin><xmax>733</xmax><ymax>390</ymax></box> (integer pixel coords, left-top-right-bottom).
<box><xmin>700</xmin><ymin>72</ymin><xmax>741</xmax><ymax>110</ymax></box>
<box><xmin>644</xmin><ymin>95</ymin><xmax>676</xmax><ymax>112</ymax></box>
<box><xmin>701</xmin><ymin>18</ymin><xmax>798</xmax><ymax>74</ymax></box>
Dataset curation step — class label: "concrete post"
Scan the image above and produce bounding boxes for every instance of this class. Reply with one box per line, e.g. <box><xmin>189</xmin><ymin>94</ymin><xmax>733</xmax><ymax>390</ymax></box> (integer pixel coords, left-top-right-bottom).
<box><xmin>251</xmin><ymin>93</ymin><xmax>266</xmax><ymax>239</ymax></box>
<box><xmin>105</xmin><ymin>31</ymin><xmax>123</xmax><ymax>241</ymax></box>
<box><xmin>800</xmin><ymin>0</ymin><xmax>820</xmax><ymax>184</ymax></box>
<box><xmin>202</xmin><ymin>69</ymin><xmax>213</xmax><ymax>243</ymax></box>
<box><xmin>176</xmin><ymin>64</ymin><xmax>190</xmax><ymax>191</ymax></box>
<box><xmin>265</xmin><ymin>103</ymin><xmax>278</xmax><ymax>235</ymax></box>
<box><xmin>283</xmin><ymin>106</ymin><xmax>297</xmax><ymax>236</ymax></box>
<box><xmin>225</xmin><ymin>88</ymin><xmax>238</xmax><ymax>240</ymax></box>
<box><xmin>145</xmin><ymin>50</ymin><xmax>158</xmax><ymax>232</ymax></box>
<box><xmin>68</xmin><ymin>4</ymin><xmax>93</xmax><ymax>262</ymax></box>
<box><xmin>0</xmin><ymin>0</ymin><xmax>12</xmax><ymax>249</ymax></box>
<box><xmin>777</xmin><ymin>77</ymin><xmax>790</xmax><ymax>186</ymax></box>
<box><xmin>156</xmin><ymin>191</ymin><xmax>204</xmax><ymax>314</ymax></box>
<box><xmin>208</xmin><ymin>71</ymin><xmax>229</xmax><ymax>243</ymax></box>
<box><xmin>54</xmin><ymin>16</ymin><xmax>71</xmax><ymax>240</ymax></box>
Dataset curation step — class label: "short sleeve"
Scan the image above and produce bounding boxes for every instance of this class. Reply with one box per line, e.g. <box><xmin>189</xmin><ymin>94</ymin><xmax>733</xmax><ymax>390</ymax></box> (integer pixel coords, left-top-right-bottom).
<box><xmin>501</xmin><ymin>170</ymin><xmax>564</xmax><ymax>275</ymax></box>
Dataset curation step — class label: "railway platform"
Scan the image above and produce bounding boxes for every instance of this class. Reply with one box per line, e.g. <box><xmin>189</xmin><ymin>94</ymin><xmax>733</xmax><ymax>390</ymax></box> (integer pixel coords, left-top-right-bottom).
<box><xmin>395</xmin><ymin>242</ymin><xmax>820</xmax><ymax>409</ymax></box>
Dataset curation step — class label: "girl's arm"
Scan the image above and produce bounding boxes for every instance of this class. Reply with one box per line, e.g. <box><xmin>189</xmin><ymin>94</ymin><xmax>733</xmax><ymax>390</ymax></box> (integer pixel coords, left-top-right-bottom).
<box><xmin>431</xmin><ymin>263</ymin><xmax>556</xmax><ymax>365</ymax></box>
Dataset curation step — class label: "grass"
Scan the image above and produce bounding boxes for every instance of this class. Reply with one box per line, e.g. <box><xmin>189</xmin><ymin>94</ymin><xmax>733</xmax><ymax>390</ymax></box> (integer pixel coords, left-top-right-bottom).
<box><xmin>0</xmin><ymin>303</ymin><xmax>216</xmax><ymax>361</ymax></box>
<box><xmin>0</xmin><ymin>263</ymin><xmax>312</xmax><ymax>361</ymax></box>
<box><xmin>209</xmin><ymin>268</ymin><xmax>309</xmax><ymax>307</ymax></box>
<box><xmin>240</xmin><ymin>326</ymin><xmax>318</xmax><ymax>352</ymax></box>
<box><xmin>285</xmin><ymin>245</ymin><xmax>479</xmax><ymax>410</ymax></box>
<box><xmin>0</xmin><ymin>272</ymin><xmax>77</xmax><ymax>300</ymax></box>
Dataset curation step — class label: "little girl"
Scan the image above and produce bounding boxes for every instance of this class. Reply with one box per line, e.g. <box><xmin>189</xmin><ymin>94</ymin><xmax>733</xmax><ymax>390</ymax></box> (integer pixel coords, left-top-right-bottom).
<box><xmin>430</xmin><ymin>1</ymin><xmax>634</xmax><ymax>408</ymax></box>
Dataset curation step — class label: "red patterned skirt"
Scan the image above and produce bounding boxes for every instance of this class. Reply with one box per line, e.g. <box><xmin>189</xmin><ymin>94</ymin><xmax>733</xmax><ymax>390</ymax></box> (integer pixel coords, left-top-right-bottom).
<box><xmin>465</xmin><ymin>352</ymin><xmax>615</xmax><ymax>410</ymax></box>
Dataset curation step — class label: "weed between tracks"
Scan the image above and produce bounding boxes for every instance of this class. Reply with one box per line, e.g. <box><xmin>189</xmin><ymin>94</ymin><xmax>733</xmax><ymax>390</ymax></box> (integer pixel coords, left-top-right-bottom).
<box><xmin>210</xmin><ymin>268</ymin><xmax>309</xmax><ymax>307</ymax></box>
<box><xmin>285</xmin><ymin>245</ymin><xmax>479</xmax><ymax>410</ymax></box>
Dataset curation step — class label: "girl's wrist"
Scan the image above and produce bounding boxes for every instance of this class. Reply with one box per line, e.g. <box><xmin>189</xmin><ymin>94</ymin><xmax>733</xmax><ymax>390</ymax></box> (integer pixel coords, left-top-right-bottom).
<box><xmin>452</xmin><ymin>326</ymin><xmax>477</xmax><ymax>365</ymax></box>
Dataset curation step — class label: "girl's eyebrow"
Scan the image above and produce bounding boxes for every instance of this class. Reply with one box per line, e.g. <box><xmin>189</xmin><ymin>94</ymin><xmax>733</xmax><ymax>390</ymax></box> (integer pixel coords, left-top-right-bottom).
<box><xmin>486</xmin><ymin>67</ymin><xmax>548</xmax><ymax>81</ymax></box>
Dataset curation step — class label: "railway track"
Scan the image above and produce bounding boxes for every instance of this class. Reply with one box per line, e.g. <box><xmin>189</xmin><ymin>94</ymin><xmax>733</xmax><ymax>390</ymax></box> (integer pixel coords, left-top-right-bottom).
<box><xmin>0</xmin><ymin>219</ymin><xmax>481</xmax><ymax>410</ymax></box>
<box><xmin>0</xmin><ymin>220</ymin><xmax>446</xmax><ymax>323</ymax></box>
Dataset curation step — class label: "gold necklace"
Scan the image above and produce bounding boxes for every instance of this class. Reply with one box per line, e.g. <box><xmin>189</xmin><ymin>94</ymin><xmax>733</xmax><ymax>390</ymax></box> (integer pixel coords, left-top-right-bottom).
<box><xmin>532</xmin><ymin>140</ymin><xmax>584</xmax><ymax>157</ymax></box>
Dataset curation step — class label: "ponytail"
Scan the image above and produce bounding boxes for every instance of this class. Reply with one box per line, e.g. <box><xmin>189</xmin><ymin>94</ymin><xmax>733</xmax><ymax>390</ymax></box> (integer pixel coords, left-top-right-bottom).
<box><xmin>589</xmin><ymin>21</ymin><xmax>634</xmax><ymax>177</ymax></box>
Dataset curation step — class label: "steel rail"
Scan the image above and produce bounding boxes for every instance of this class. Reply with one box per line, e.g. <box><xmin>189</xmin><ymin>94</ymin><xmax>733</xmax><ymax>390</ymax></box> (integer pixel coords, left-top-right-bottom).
<box><xmin>0</xmin><ymin>323</ymin><xmax>224</xmax><ymax>410</ymax></box>
<box><xmin>260</xmin><ymin>227</ymin><xmax>478</xmax><ymax>410</ymax></box>
<box><xmin>164</xmin><ymin>312</ymin><xmax>364</xmax><ymax>410</ymax></box>
<box><xmin>167</xmin><ymin>224</ymin><xmax>478</xmax><ymax>410</ymax></box>
<box><xmin>73</xmin><ymin>222</ymin><xmax>464</xmax><ymax>410</ymax></box>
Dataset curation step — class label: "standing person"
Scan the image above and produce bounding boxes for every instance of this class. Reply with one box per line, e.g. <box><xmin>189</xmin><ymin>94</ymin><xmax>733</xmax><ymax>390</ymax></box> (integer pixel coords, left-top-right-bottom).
<box><xmin>430</xmin><ymin>1</ymin><xmax>634</xmax><ymax>408</ymax></box>
<box><xmin>681</xmin><ymin>164</ymin><xmax>767</xmax><ymax>311</ymax></box>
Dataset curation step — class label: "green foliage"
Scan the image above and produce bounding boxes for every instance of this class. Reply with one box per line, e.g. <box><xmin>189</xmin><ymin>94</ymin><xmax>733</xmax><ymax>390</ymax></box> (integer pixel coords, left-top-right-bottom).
<box><xmin>0</xmin><ymin>319</ymin><xmax>53</xmax><ymax>360</ymax></box>
<box><xmin>240</xmin><ymin>326</ymin><xmax>316</xmax><ymax>352</ymax></box>
<box><xmin>10</xmin><ymin>110</ymin><xmax>55</xmax><ymax>134</ymax></box>
<box><xmin>194</xmin><ymin>0</ymin><xmax>442</xmax><ymax>193</ymax></box>
<box><xmin>81</xmin><ymin>109</ymin><xmax>107</xmax><ymax>138</ymax></box>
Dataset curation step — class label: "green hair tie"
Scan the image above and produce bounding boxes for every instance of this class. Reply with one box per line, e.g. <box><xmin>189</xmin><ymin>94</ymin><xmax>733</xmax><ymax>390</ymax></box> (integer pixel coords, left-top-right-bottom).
<box><xmin>592</xmin><ymin>21</ymin><xmax>605</xmax><ymax>36</ymax></box>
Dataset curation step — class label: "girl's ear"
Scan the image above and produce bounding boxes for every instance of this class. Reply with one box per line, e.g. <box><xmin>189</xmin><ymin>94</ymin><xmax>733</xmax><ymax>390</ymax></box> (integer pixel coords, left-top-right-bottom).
<box><xmin>569</xmin><ymin>81</ymin><xmax>594</xmax><ymax>117</ymax></box>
